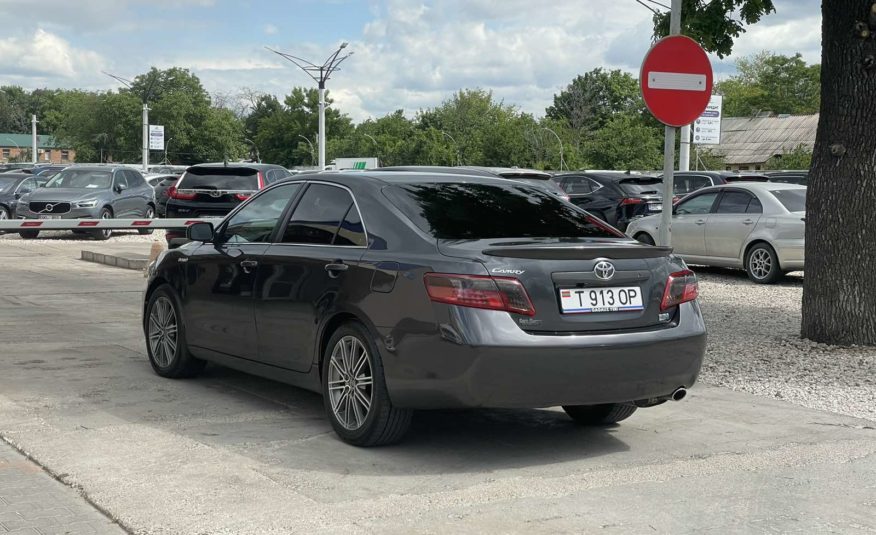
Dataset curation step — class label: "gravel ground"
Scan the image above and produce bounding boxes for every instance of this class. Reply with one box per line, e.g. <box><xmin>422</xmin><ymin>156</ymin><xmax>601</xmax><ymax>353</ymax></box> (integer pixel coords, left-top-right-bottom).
<box><xmin>696</xmin><ymin>267</ymin><xmax>876</xmax><ymax>423</ymax></box>
<box><xmin>1</xmin><ymin>230</ymin><xmax>873</xmax><ymax>423</ymax></box>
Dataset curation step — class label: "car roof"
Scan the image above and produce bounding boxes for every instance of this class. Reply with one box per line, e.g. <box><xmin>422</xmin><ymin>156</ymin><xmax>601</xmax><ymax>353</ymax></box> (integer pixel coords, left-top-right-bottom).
<box><xmin>296</xmin><ymin>170</ymin><xmax>513</xmax><ymax>187</ymax></box>
<box><xmin>190</xmin><ymin>162</ymin><xmax>285</xmax><ymax>170</ymax></box>
<box><xmin>0</xmin><ymin>173</ymin><xmax>29</xmax><ymax>180</ymax></box>
<box><xmin>64</xmin><ymin>165</ymin><xmax>128</xmax><ymax>172</ymax></box>
<box><xmin>694</xmin><ymin>182</ymin><xmax>806</xmax><ymax>194</ymax></box>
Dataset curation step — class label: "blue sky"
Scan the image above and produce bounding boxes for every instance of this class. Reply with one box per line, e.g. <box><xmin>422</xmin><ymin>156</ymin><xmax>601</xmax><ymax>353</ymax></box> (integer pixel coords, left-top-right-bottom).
<box><xmin>0</xmin><ymin>0</ymin><xmax>821</xmax><ymax>122</ymax></box>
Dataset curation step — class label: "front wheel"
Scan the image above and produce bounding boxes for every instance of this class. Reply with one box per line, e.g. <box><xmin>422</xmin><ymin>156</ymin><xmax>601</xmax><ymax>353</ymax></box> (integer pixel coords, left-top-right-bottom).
<box><xmin>138</xmin><ymin>206</ymin><xmax>155</xmax><ymax>235</ymax></box>
<box><xmin>145</xmin><ymin>285</ymin><xmax>205</xmax><ymax>378</ymax></box>
<box><xmin>745</xmin><ymin>243</ymin><xmax>781</xmax><ymax>284</ymax></box>
<box><xmin>92</xmin><ymin>208</ymin><xmax>113</xmax><ymax>240</ymax></box>
<box><xmin>563</xmin><ymin>403</ymin><xmax>638</xmax><ymax>425</ymax></box>
<box><xmin>322</xmin><ymin>322</ymin><xmax>412</xmax><ymax>446</ymax></box>
<box><xmin>18</xmin><ymin>230</ymin><xmax>39</xmax><ymax>239</ymax></box>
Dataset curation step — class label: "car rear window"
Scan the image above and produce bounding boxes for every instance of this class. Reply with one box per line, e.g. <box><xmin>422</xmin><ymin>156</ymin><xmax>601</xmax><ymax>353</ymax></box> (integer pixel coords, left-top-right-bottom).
<box><xmin>770</xmin><ymin>189</ymin><xmax>806</xmax><ymax>212</ymax></box>
<box><xmin>383</xmin><ymin>182</ymin><xmax>623</xmax><ymax>240</ymax></box>
<box><xmin>178</xmin><ymin>168</ymin><xmax>259</xmax><ymax>190</ymax></box>
<box><xmin>617</xmin><ymin>177</ymin><xmax>662</xmax><ymax>195</ymax></box>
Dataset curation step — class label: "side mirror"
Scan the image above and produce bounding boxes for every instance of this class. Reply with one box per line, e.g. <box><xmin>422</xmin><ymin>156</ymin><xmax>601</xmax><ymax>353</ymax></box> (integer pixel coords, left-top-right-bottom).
<box><xmin>186</xmin><ymin>222</ymin><xmax>214</xmax><ymax>243</ymax></box>
<box><xmin>13</xmin><ymin>192</ymin><xmax>21</xmax><ymax>199</ymax></box>
<box><xmin>116</xmin><ymin>183</ymin><xmax>128</xmax><ymax>193</ymax></box>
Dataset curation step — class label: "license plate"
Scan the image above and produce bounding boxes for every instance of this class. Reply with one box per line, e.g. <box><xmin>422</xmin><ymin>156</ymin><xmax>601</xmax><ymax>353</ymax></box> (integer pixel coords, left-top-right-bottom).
<box><xmin>649</xmin><ymin>204</ymin><xmax>663</xmax><ymax>212</ymax></box>
<box><xmin>559</xmin><ymin>287</ymin><xmax>644</xmax><ymax>314</ymax></box>
<box><xmin>38</xmin><ymin>215</ymin><xmax>61</xmax><ymax>220</ymax></box>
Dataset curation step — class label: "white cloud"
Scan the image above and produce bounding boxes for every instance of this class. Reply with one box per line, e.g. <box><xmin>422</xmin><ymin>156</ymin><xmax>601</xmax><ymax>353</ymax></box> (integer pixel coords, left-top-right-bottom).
<box><xmin>0</xmin><ymin>29</ymin><xmax>106</xmax><ymax>79</ymax></box>
<box><xmin>264</xmin><ymin>24</ymin><xmax>278</xmax><ymax>35</ymax></box>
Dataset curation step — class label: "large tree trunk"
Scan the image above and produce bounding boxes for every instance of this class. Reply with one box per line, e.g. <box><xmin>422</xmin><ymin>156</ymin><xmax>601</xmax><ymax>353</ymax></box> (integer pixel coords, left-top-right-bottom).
<box><xmin>801</xmin><ymin>0</ymin><xmax>876</xmax><ymax>345</ymax></box>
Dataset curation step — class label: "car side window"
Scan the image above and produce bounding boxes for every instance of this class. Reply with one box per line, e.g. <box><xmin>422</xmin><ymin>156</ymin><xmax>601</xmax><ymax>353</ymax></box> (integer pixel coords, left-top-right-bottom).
<box><xmin>562</xmin><ymin>177</ymin><xmax>592</xmax><ymax>194</ymax></box>
<box><xmin>17</xmin><ymin>178</ymin><xmax>35</xmax><ymax>194</ymax></box>
<box><xmin>282</xmin><ymin>184</ymin><xmax>365</xmax><ymax>246</ymax></box>
<box><xmin>674</xmin><ymin>175</ymin><xmax>711</xmax><ymax>195</ymax></box>
<box><xmin>220</xmin><ymin>183</ymin><xmax>300</xmax><ymax>244</ymax></box>
<box><xmin>715</xmin><ymin>191</ymin><xmax>755</xmax><ymax>214</ymax></box>
<box><xmin>746</xmin><ymin>196</ymin><xmax>763</xmax><ymax>214</ymax></box>
<box><xmin>126</xmin><ymin>170</ymin><xmax>146</xmax><ymax>187</ymax></box>
<box><xmin>114</xmin><ymin>171</ymin><xmax>129</xmax><ymax>190</ymax></box>
<box><xmin>675</xmin><ymin>192</ymin><xmax>718</xmax><ymax>215</ymax></box>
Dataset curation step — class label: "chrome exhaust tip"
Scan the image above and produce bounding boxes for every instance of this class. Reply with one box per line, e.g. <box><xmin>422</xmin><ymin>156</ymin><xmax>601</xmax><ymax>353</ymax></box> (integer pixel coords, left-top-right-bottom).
<box><xmin>671</xmin><ymin>387</ymin><xmax>688</xmax><ymax>401</ymax></box>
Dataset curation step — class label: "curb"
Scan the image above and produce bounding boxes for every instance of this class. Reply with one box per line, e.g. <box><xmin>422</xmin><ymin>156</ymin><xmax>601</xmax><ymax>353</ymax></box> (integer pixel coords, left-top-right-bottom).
<box><xmin>81</xmin><ymin>250</ymin><xmax>150</xmax><ymax>270</ymax></box>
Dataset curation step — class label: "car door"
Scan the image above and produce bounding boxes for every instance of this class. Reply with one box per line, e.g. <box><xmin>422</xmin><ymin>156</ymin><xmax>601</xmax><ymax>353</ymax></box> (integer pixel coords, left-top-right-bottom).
<box><xmin>182</xmin><ymin>183</ymin><xmax>300</xmax><ymax>360</ymax></box>
<box><xmin>561</xmin><ymin>176</ymin><xmax>617</xmax><ymax>223</ymax></box>
<box><xmin>671</xmin><ymin>191</ymin><xmax>719</xmax><ymax>257</ymax></box>
<box><xmin>110</xmin><ymin>171</ymin><xmax>134</xmax><ymax>217</ymax></box>
<box><xmin>706</xmin><ymin>190</ymin><xmax>762</xmax><ymax>261</ymax></box>
<box><xmin>254</xmin><ymin>182</ymin><xmax>369</xmax><ymax>372</ymax></box>
<box><xmin>13</xmin><ymin>178</ymin><xmax>38</xmax><ymax>217</ymax></box>
<box><xmin>126</xmin><ymin>170</ymin><xmax>153</xmax><ymax>216</ymax></box>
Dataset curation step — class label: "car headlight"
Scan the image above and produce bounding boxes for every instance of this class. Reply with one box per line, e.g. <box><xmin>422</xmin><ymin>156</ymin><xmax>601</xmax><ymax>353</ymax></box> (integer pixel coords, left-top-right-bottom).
<box><xmin>76</xmin><ymin>200</ymin><xmax>98</xmax><ymax>208</ymax></box>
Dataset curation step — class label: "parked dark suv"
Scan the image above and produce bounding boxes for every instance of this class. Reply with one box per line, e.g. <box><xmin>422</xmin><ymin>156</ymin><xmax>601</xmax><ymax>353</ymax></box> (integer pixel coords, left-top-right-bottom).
<box><xmin>552</xmin><ymin>172</ymin><xmax>663</xmax><ymax>231</ymax></box>
<box><xmin>664</xmin><ymin>171</ymin><xmax>769</xmax><ymax>201</ymax></box>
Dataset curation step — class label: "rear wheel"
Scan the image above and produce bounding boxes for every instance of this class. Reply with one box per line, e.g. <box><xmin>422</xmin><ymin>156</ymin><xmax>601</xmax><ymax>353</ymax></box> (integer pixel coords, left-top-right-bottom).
<box><xmin>18</xmin><ymin>230</ymin><xmax>39</xmax><ymax>239</ymax></box>
<box><xmin>92</xmin><ymin>208</ymin><xmax>113</xmax><ymax>240</ymax></box>
<box><xmin>0</xmin><ymin>206</ymin><xmax>9</xmax><ymax>220</ymax></box>
<box><xmin>138</xmin><ymin>206</ymin><xmax>155</xmax><ymax>235</ymax></box>
<box><xmin>745</xmin><ymin>243</ymin><xmax>781</xmax><ymax>284</ymax></box>
<box><xmin>322</xmin><ymin>322</ymin><xmax>412</xmax><ymax>446</ymax></box>
<box><xmin>634</xmin><ymin>232</ymin><xmax>655</xmax><ymax>245</ymax></box>
<box><xmin>145</xmin><ymin>285</ymin><xmax>205</xmax><ymax>378</ymax></box>
<box><xmin>562</xmin><ymin>403</ymin><xmax>638</xmax><ymax>425</ymax></box>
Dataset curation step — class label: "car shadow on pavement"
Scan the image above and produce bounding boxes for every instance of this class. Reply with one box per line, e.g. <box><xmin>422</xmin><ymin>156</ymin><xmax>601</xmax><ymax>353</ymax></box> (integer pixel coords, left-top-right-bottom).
<box><xmin>197</xmin><ymin>365</ymin><xmax>631</xmax><ymax>475</ymax></box>
<box><xmin>689</xmin><ymin>265</ymin><xmax>804</xmax><ymax>287</ymax></box>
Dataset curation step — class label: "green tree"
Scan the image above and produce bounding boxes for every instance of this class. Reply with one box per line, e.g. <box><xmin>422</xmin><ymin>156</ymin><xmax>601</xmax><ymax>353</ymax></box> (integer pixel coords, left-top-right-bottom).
<box><xmin>717</xmin><ymin>52</ymin><xmax>820</xmax><ymax>116</ymax></box>
<box><xmin>763</xmin><ymin>144</ymin><xmax>812</xmax><ymax>171</ymax></box>
<box><xmin>546</xmin><ymin>69</ymin><xmax>643</xmax><ymax>131</ymax></box>
<box><xmin>582</xmin><ymin>114</ymin><xmax>663</xmax><ymax>170</ymax></box>
<box><xmin>654</xmin><ymin>0</ymin><xmax>875</xmax><ymax>345</ymax></box>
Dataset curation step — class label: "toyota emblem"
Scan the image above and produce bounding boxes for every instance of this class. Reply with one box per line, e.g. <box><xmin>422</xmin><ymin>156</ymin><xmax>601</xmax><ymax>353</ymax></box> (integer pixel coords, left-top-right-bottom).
<box><xmin>594</xmin><ymin>261</ymin><xmax>615</xmax><ymax>281</ymax></box>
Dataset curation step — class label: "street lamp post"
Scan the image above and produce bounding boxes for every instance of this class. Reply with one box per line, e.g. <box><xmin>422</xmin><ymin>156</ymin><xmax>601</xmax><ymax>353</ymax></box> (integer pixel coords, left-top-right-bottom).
<box><xmin>5</xmin><ymin>138</ymin><xmax>20</xmax><ymax>162</ymax></box>
<box><xmin>163</xmin><ymin>137</ymin><xmax>173</xmax><ymax>164</ymax></box>
<box><xmin>102</xmin><ymin>71</ymin><xmax>157</xmax><ymax>173</ymax></box>
<box><xmin>542</xmin><ymin>127</ymin><xmax>565</xmax><ymax>171</ymax></box>
<box><xmin>363</xmin><ymin>133</ymin><xmax>379</xmax><ymax>162</ymax></box>
<box><xmin>298</xmin><ymin>135</ymin><xmax>315</xmax><ymax>166</ymax></box>
<box><xmin>267</xmin><ymin>43</ymin><xmax>353</xmax><ymax>170</ymax></box>
<box><xmin>441</xmin><ymin>131</ymin><xmax>462</xmax><ymax>166</ymax></box>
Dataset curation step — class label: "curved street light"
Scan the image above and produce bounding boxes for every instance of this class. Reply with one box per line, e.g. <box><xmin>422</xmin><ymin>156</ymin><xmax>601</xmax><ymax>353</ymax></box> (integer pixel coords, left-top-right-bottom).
<box><xmin>441</xmin><ymin>130</ymin><xmax>462</xmax><ymax>166</ymax></box>
<box><xmin>5</xmin><ymin>138</ymin><xmax>21</xmax><ymax>162</ymax></box>
<box><xmin>362</xmin><ymin>133</ymin><xmax>379</xmax><ymax>162</ymax></box>
<box><xmin>163</xmin><ymin>137</ymin><xmax>174</xmax><ymax>164</ymax></box>
<box><xmin>298</xmin><ymin>135</ymin><xmax>315</xmax><ymax>166</ymax></box>
<box><xmin>542</xmin><ymin>127</ymin><xmax>565</xmax><ymax>171</ymax></box>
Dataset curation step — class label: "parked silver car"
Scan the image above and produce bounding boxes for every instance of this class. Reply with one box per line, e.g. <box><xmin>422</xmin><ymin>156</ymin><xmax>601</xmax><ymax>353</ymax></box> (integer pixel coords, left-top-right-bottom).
<box><xmin>15</xmin><ymin>165</ymin><xmax>155</xmax><ymax>240</ymax></box>
<box><xmin>625</xmin><ymin>183</ymin><xmax>806</xmax><ymax>283</ymax></box>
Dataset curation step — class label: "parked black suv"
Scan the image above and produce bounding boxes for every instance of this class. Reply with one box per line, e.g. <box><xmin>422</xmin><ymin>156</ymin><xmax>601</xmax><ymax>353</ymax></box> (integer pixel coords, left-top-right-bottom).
<box><xmin>552</xmin><ymin>172</ymin><xmax>663</xmax><ymax>230</ymax></box>
<box><xmin>764</xmin><ymin>170</ymin><xmax>808</xmax><ymax>186</ymax></box>
<box><xmin>663</xmin><ymin>171</ymin><xmax>769</xmax><ymax>201</ymax></box>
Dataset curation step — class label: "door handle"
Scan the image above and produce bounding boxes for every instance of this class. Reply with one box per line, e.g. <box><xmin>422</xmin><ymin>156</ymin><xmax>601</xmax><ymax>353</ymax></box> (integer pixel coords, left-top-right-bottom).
<box><xmin>742</xmin><ymin>219</ymin><xmax>754</xmax><ymax>225</ymax></box>
<box><xmin>695</xmin><ymin>219</ymin><xmax>706</xmax><ymax>225</ymax></box>
<box><xmin>325</xmin><ymin>262</ymin><xmax>349</xmax><ymax>278</ymax></box>
<box><xmin>240</xmin><ymin>259</ymin><xmax>258</xmax><ymax>273</ymax></box>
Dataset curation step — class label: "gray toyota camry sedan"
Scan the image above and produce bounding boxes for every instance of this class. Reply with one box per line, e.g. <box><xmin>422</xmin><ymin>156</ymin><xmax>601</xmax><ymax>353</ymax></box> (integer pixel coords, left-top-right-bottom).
<box><xmin>143</xmin><ymin>172</ymin><xmax>707</xmax><ymax>446</ymax></box>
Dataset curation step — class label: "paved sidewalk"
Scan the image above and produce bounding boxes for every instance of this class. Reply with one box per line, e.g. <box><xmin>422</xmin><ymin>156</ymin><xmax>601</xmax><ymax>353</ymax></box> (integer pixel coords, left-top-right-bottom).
<box><xmin>0</xmin><ymin>439</ymin><xmax>125</xmax><ymax>535</ymax></box>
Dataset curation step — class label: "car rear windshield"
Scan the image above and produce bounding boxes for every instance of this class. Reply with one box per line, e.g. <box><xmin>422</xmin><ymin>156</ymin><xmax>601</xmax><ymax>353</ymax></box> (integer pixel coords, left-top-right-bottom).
<box><xmin>383</xmin><ymin>182</ymin><xmax>623</xmax><ymax>239</ymax></box>
<box><xmin>178</xmin><ymin>168</ymin><xmax>259</xmax><ymax>190</ymax></box>
<box><xmin>45</xmin><ymin>170</ymin><xmax>112</xmax><ymax>189</ymax></box>
<box><xmin>0</xmin><ymin>177</ymin><xmax>17</xmax><ymax>192</ymax></box>
<box><xmin>616</xmin><ymin>177</ymin><xmax>662</xmax><ymax>195</ymax></box>
<box><xmin>770</xmin><ymin>189</ymin><xmax>806</xmax><ymax>212</ymax></box>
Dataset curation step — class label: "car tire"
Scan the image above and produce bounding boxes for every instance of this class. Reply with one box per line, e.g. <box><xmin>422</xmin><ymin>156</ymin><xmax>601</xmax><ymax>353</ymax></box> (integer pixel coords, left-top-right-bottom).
<box><xmin>634</xmin><ymin>232</ymin><xmax>655</xmax><ymax>245</ymax></box>
<box><xmin>322</xmin><ymin>321</ymin><xmax>412</xmax><ymax>446</ymax></box>
<box><xmin>0</xmin><ymin>206</ymin><xmax>9</xmax><ymax>220</ymax></box>
<box><xmin>562</xmin><ymin>403</ymin><xmax>638</xmax><ymax>425</ymax></box>
<box><xmin>138</xmin><ymin>206</ymin><xmax>155</xmax><ymax>235</ymax></box>
<box><xmin>18</xmin><ymin>230</ymin><xmax>39</xmax><ymax>239</ymax></box>
<box><xmin>92</xmin><ymin>208</ymin><xmax>113</xmax><ymax>240</ymax></box>
<box><xmin>144</xmin><ymin>284</ymin><xmax>205</xmax><ymax>379</ymax></box>
<box><xmin>745</xmin><ymin>242</ymin><xmax>781</xmax><ymax>284</ymax></box>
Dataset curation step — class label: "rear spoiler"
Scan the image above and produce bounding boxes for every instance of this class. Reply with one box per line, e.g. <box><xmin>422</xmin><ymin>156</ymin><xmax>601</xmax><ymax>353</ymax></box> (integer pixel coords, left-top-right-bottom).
<box><xmin>482</xmin><ymin>244</ymin><xmax>673</xmax><ymax>260</ymax></box>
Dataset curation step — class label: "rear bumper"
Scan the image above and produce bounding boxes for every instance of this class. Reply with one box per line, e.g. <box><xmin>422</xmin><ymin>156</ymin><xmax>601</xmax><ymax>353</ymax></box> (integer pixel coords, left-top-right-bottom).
<box><xmin>775</xmin><ymin>239</ymin><xmax>804</xmax><ymax>271</ymax></box>
<box><xmin>380</xmin><ymin>301</ymin><xmax>707</xmax><ymax>409</ymax></box>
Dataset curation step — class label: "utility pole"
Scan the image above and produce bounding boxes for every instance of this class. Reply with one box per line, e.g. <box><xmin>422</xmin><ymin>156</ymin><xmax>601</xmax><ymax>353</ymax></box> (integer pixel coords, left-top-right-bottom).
<box><xmin>267</xmin><ymin>43</ymin><xmax>353</xmax><ymax>170</ymax></box>
<box><xmin>658</xmin><ymin>0</ymin><xmax>682</xmax><ymax>248</ymax></box>
<box><xmin>102</xmin><ymin>71</ymin><xmax>156</xmax><ymax>173</ymax></box>
<box><xmin>542</xmin><ymin>127</ymin><xmax>565</xmax><ymax>171</ymax></box>
<box><xmin>679</xmin><ymin>124</ymin><xmax>691</xmax><ymax>171</ymax></box>
<box><xmin>31</xmin><ymin>115</ymin><xmax>38</xmax><ymax>164</ymax></box>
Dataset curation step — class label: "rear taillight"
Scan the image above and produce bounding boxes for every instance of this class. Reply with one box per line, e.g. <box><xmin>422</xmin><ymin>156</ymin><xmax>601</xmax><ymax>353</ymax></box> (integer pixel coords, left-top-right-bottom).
<box><xmin>257</xmin><ymin>171</ymin><xmax>265</xmax><ymax>189</ymax></box>
<box><xmin>168</xmin><ymin>186</ymin><xmax>197</xmax><ymax>200</ymax></box>
<box><xmin>235</xmin><ymin>193</ymin><xmax>251</xmax><ymax>201</ymax></box>
<box><xmin>424</xmin><ymin>273</ymin><xmax>536</xmax><ymax>316</ymax></box>
<box><xmin>660</xmin><ymin>269</ymin><xmax>699</xmax><ymax>310</ymax></box>
<box><xmin>620</xmin><ymin>197</ymin><xmax>645</xmax><ymax>206</ymax></box>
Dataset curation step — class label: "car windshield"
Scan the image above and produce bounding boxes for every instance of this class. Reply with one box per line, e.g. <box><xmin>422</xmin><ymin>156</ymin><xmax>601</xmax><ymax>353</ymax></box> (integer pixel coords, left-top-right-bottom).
<box><xmin>384</xmin><ymin>182</ymin><xmax>623</xmax><ymax>239</ymax></box>
<box><xmin>45</xmin><ymin>169</ymin><xmax>112</xmax><ymax>189</ymax></box>
<box><xmin>0</xmin><ymin>177</ymin><xmax>18</xmax><ymax>193</ymax></box>
<box><xmin>770</xmin><ymin>189</ymin><xmax>806</xmax><ymax>212</ymax></box>
<box><xmin>178</xmin><ymin>168</ymin><xmax>259</xmax><ymax>190</ymax></box>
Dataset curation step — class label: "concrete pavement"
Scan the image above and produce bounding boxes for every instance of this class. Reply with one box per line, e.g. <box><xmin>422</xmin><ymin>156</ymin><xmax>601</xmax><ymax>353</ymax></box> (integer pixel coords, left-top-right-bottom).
<box><xmin>0</xmin><ymin>241</ymin><xmax>874</xmax><ymax>534</ymax></box>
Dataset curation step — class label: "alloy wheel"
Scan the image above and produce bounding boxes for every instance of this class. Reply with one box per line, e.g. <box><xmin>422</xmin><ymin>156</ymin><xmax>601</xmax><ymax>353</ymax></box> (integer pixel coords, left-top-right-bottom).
<box><xmin>148</xmin><ymin>296</ymin><xmax>178</xmax><ymax>367</ymax></box>
<box><xmin>0</xmin><ymin>209</ymin><xmax>8</xmax><ymax>220</ymax></box>
<box><xmin>327</xmin><ymin>335</ymin><xmax>374</xmax><ymax>430</ymax></box>
<box><xmin>749</xmin><ymin>248</ymin><xmax>772</xmax><ymax>279</ymax></box>
<box><xmin>101</xmin><ymin>210</ymin><xmax>112</xmax><ymax>239</ymax></box>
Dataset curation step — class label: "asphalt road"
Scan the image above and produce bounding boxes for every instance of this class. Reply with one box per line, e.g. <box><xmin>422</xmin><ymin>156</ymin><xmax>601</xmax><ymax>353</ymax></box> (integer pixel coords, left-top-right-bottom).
<box><xmin>0</xmin><ymin>241</ymin><xmax>874</xmax><ymax>534</ymax></box>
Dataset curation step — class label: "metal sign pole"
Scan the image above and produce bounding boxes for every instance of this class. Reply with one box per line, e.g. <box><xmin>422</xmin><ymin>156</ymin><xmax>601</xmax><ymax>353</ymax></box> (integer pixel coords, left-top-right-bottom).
<box><xmin>658</xmin><ymin>0</ymin><xmax>683</xmax><ymax>248</ymax></box>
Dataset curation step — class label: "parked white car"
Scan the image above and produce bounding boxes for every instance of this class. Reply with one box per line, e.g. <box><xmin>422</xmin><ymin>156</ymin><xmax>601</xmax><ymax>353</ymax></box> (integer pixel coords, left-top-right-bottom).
<box><xmin>626</xmin><ymin>182</ymin><xmax>806</xmax><ymax>283</ymax></box>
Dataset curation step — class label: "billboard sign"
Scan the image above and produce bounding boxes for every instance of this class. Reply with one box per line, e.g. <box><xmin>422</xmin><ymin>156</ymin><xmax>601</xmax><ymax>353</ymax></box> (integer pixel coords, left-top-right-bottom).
<box><xmin>149</xmin><ymin>125</ymin><xmax>165</xmax><ymax>150</ymax></box>
<box><xmin>692</xmin><ymin>95</ymin><xmax>722</xmax><ymax>145</ymax></box>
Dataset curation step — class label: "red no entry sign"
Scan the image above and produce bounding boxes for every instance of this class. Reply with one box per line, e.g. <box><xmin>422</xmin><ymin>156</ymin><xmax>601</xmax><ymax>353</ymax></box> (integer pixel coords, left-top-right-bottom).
<box><xmin>640</xmin><ymin>35</ymin><xmax>713</xmax><ymax>127</ymax></box>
